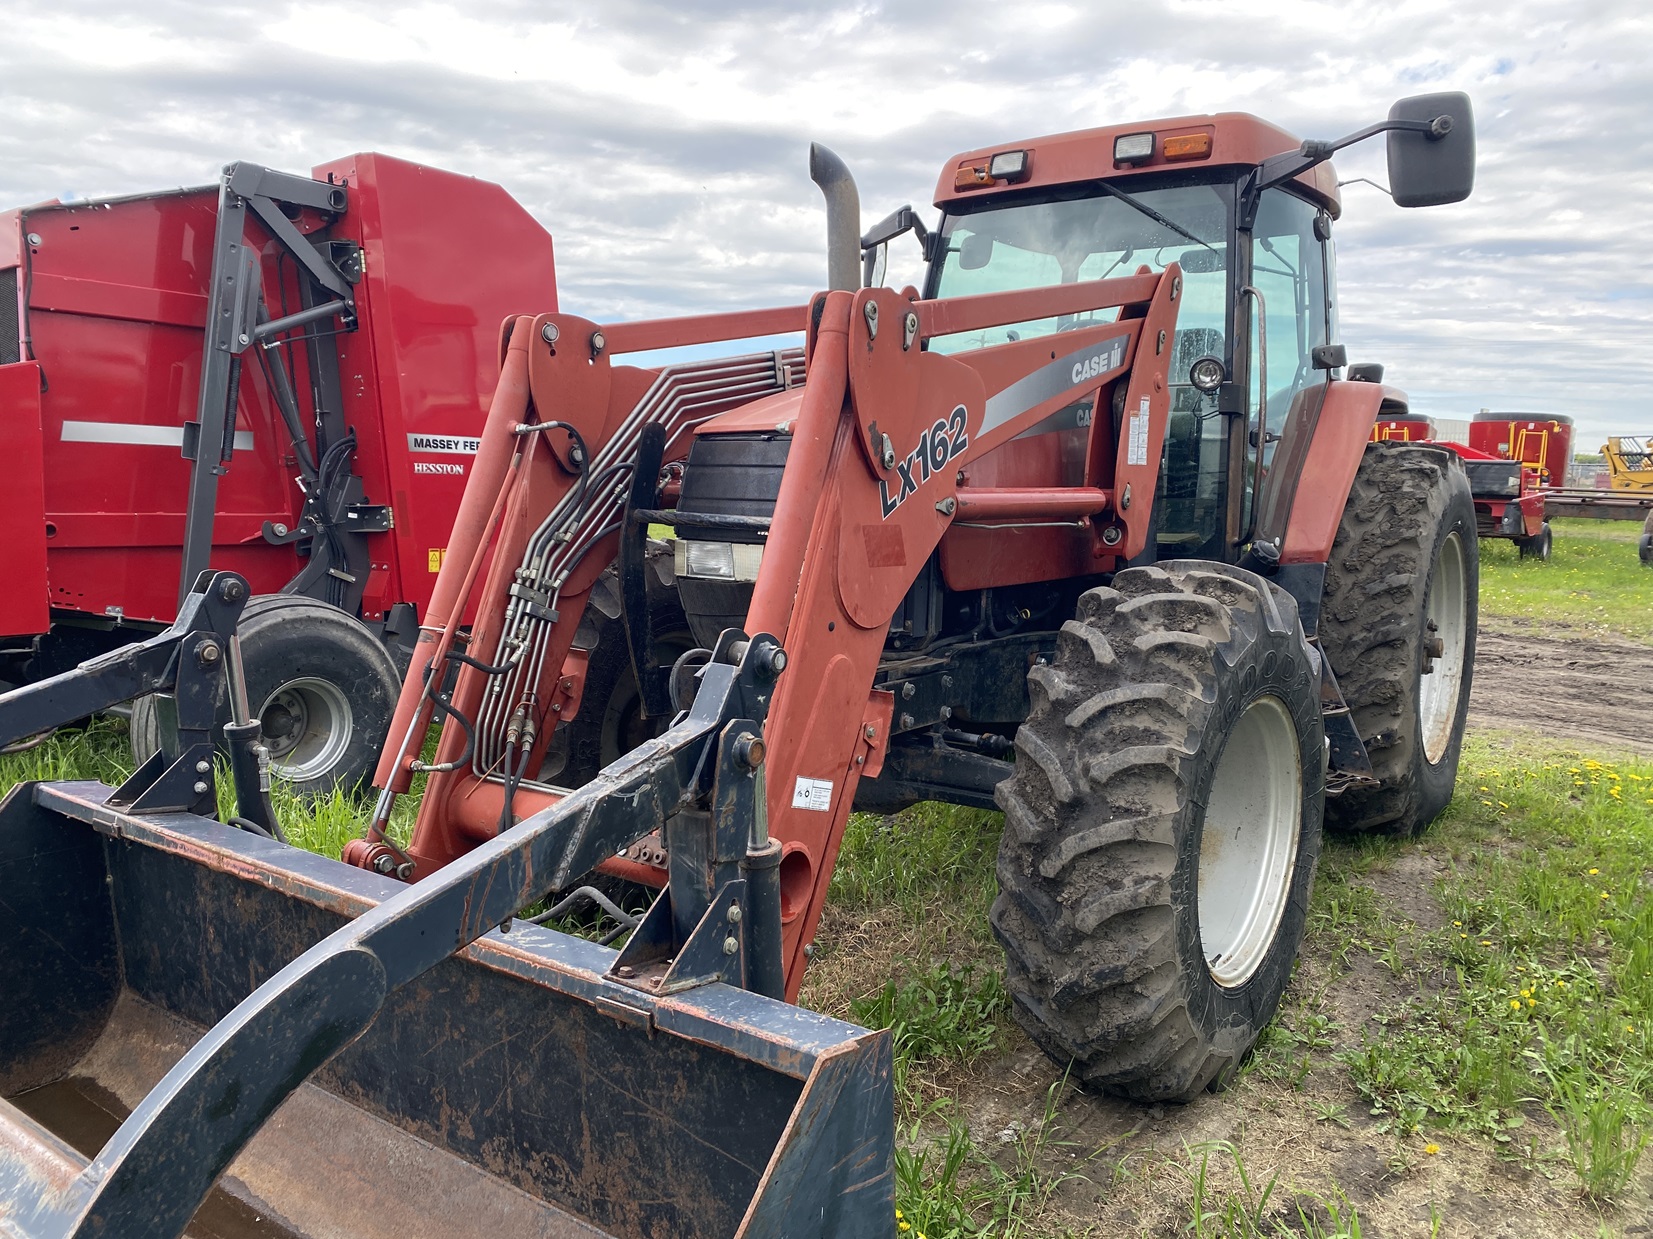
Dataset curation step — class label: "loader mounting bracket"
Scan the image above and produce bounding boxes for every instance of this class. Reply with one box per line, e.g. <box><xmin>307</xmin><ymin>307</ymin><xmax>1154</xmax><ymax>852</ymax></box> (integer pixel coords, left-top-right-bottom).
<box><xmin>0</xmin><ymin>571</ymin><xmax>279</xmax><ymax>827</ymax></box>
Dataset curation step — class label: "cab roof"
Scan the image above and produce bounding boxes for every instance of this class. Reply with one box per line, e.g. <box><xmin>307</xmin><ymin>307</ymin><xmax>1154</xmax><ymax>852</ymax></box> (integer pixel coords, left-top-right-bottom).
<box><xmin>935</xmin><ymin>112</ymin><xmax>1342</xmax><ymax>219</ymax></box>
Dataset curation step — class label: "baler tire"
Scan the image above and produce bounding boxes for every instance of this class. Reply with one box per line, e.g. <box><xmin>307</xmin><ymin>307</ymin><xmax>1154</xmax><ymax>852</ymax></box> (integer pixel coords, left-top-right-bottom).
<box><xmin>1517</xmin><ymin>521</ymin><xmax>1552</xmax><ymax>561</ymax></box>
<box><xmin>1320</xmin><ymin>444</ymin><xmax>1478</xmax><ymax>835</ymax></box>
<box><xmin>131</xmin><ymin>595</ymin><xmax>400</xmax><ymax>799</ymax></box>
<box><xmin>991</xmin><ymin>562</ymin><xmax>1324</xmax><ymax>1102</ymax></box>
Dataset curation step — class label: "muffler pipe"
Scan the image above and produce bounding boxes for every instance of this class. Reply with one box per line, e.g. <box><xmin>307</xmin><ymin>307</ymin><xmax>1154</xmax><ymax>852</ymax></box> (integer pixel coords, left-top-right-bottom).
<box><xmin>809</xmin><ymin>142</ymin><xmax>861</xmax><ymax>293</ymax></box>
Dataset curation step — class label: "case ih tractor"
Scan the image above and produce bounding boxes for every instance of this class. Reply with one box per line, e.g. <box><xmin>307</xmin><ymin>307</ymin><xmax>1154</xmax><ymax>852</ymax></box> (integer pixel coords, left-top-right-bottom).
<box><xmin>0</xmin><ymin>94</ymin><xmax>1476</xmax><ymax>1237</ymax></box>
<box><xmin>1</xmin><ymin>155</ymin><xmax>558</xmax><ymax>793</ymax></box>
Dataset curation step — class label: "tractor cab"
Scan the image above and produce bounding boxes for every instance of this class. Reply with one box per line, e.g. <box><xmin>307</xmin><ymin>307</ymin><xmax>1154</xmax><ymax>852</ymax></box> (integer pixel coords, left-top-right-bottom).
<box><xmin>864</xmin><ymin>100</ymin><xmax>1472</xmax><ymax>562</ymax></box>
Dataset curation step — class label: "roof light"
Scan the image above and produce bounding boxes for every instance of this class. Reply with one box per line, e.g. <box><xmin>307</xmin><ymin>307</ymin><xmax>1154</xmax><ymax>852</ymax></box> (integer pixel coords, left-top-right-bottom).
<box><xmin>954</xmin><ymin>163</ymin><xmax>993</xmax><ymax>191</ymax></box>
<box><xmin>1113</xmin><ymin>132</ymin><xmax>1155</xmax><ymax>165</ymax></box>
<box><xmin>1162</xmin><ymin>133</ymin><xmax>1212</xmax><ymax>161</ymax></box>
<box><xmin>988</xmin><ymin>150</ymin><xmax>1030</xmax><ymax>181</ymax></box>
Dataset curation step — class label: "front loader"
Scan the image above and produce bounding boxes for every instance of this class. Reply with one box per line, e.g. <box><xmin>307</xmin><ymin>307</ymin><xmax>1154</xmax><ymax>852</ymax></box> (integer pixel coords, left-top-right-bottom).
<box><xmin>0</xmin><ymin>92</ymin><xmax>1477</xmax><ymax>1237</ymax></box>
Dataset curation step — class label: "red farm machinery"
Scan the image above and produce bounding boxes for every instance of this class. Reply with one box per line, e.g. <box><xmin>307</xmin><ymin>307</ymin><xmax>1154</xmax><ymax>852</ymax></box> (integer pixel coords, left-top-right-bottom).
<box><xmin>1</xmin><ymin>154</ymin><xmax>557</xmax><ymax>792</ymax></box>
<box><xmin>0</xmin><ymin>93</ymin><xmax>1478</xmax><ymax>1237</ymax></box>
<box><xmin>1372</xmin><ymin>409</ymin><xmax>1562</xmax><ymax>558</ymax></box>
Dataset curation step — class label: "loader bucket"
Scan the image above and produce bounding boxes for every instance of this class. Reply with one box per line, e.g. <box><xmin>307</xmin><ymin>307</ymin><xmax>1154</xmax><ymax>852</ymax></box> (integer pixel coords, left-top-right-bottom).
<box><xmin>0</xmin><ymin>781</ymin><xmax>892</xmax><ymax>1239</ymax></box>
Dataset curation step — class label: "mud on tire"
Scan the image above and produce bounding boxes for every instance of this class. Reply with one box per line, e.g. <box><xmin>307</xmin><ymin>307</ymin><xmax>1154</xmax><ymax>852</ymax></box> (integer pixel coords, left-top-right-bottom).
<box><xmin>992</xmin><ymin>562</ymin><xmax>1325</xmax><ymax>1102</ymax></box>
<box><xmin>1321</xmin><ymin>444</ymin><xmax>1477</xmax><ymax>834</ymax></box>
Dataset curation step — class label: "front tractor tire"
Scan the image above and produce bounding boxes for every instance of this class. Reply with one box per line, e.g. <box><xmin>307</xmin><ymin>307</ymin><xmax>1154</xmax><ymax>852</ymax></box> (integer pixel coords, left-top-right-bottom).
<box><xmin>1321</xmin><ymin>444</ymin><xmax>1477</xmax><ymax>834</ymax></box>
<box><xmin>992</xmin><ymin>563</ymin><xmax>1325</xmax><ymax>1102</ymax></box>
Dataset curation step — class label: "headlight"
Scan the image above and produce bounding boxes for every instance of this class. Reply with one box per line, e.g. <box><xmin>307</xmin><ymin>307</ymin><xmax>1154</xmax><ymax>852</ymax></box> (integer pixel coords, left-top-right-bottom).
<box><xmin>676</xmin><ymin>541</ymin><xmax>765</xmax><ymax>582</ymax></box>
<box><xmin>1189</xmin><ymin>356</ymin><xmax>1225</xmax><ymax>394</ymax></box>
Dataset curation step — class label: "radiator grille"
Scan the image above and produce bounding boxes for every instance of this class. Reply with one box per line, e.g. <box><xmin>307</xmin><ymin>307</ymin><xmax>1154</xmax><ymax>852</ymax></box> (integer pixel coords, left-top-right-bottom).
<box><xmin>0</xmin><ymin>268</ymin><xmax>18</xmax><ymax>366</ymax></box>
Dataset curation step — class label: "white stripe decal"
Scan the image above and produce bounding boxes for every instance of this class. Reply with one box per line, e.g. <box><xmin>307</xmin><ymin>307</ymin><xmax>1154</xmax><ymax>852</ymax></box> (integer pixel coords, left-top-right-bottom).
<box><xmin>61</xmin><ymin>420</ymin><xmax>254</xmax><ymax>451</ymax></box>
<box><xmin>980</xmin><ymin>333</ymin><xmax>1130</xmax><ymax>436</ymax></box>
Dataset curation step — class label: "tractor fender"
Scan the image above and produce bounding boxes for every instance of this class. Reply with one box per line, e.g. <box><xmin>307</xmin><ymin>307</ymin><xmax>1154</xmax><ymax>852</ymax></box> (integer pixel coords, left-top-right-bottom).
<box><xmin>1279</xmin><ymin>380</ymin><xmax>1409</xmax><ymax>564</ymax></box>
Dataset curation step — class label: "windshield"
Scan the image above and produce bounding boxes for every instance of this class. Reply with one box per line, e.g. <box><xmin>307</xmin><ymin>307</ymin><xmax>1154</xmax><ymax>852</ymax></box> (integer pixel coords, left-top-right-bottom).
<box><xmin>928</xmin><ymin>177</ymin><xmax>1233</xmax><ymax>364</ymax></box>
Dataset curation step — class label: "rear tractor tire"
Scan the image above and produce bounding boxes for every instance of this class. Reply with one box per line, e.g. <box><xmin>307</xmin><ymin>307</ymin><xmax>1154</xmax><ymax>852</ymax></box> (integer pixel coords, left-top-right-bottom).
<box><xmin>132</xmin><ymin>595</ymin><xmax>401</xmax><ymax>799</ymax></box>
<box><xmin>1639</xmin><ymin>511</ymin><xmax>1653</xmax><ymax>568</ymax></box>
<box><xmin>992</xmin><ymin>562</ymin><xmax>1325</xmax><ymax>1102</ymax></box>
<box><xmin>1320</xmin><ymin>444</ymin><xmax>1477</xmax><ymax>834</ymax></box>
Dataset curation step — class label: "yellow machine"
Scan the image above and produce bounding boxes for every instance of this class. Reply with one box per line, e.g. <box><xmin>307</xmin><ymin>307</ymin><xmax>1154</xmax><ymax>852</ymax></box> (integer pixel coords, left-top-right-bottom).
<box><xmin>1603</xmin><ymin>437</ymin><xmax>1653</xmax><ymax>493</ymax></box>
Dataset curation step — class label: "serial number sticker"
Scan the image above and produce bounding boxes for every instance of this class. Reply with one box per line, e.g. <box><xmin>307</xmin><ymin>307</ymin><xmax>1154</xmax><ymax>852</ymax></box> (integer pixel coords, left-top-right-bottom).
<box><xmin>428</xmin><ymin>548</ymin><xmax>446</xmax><ymax>572</ymax></box>
<box><xmin>792</xmin><ymin>776</ymin><xmax>834</xmax><ymax>812</ymax></box>
<box><xmin>1127</xmin><ymin>396</ymin><xmax>1150</xmax><ymax>467</ymax></box>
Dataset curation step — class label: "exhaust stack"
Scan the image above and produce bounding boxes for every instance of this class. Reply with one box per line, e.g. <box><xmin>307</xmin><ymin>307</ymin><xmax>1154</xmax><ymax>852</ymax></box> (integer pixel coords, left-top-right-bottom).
<box><xmin>808</xmin><ymin>143</ymin><xmax>860</xmax><ymax>292</ymax></box>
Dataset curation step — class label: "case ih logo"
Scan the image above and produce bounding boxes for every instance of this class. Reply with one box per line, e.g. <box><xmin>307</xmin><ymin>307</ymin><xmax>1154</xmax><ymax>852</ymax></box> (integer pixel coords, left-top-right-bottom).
<box><xmin>408</xmin><ymin>433</ymin><xmax>481</xmax><ymax>455</ymax></box>
<box><xmin>879</xmin><ymin>405</ymin><xmax>970</xmax><ymax>518</ymax></box>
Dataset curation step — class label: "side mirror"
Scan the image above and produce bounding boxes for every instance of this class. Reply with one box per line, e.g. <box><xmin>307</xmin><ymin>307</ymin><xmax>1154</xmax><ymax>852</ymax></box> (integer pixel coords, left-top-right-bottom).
<box><xmin>959</xmin><ymin>232</ymin><xmax>995</xmax><ymax>271</ymax></box>
<box><xmin>863</xmin><ymin>243</ymin><xmax>889</xmax><ymax>289</ymax></box>
<box><xmin>1386</xmin><ymin>92</ymin><xmax>1475</xmax><ymax>207</ymax></box>
<box><xmin>1179</xmin><ymin>248</ymin><xmax>1225</xmax><ymax>274</ymax></box>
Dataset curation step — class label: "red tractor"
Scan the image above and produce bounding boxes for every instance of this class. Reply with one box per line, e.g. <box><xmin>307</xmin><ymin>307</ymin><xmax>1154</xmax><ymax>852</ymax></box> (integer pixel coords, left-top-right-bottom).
<box><xmin>0</xmin><ymin>94</ymin><xmax>1478</xmax><ymax>1236</ymax></box>
<box><xmin>1</xmin><ymin>155</ymin><xmax>557</xmax><ymax>791</ymax></box>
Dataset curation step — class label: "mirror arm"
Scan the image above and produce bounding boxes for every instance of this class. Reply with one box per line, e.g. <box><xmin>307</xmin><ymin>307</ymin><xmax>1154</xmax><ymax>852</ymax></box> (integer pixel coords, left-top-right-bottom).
<box><xmin>1242</xmin><ymin>114</ymin><xmax>1453</xmax><ymax>228</ymax></box>
<box><xmin>860</xmin><ymin>204</ymin><xmax>933</xmax><ymax>261</ymax></box>
<box><xmin>1252</xmin><ymin>116</ymin><xmax>1448</xmax><ymax>198</ymax></box>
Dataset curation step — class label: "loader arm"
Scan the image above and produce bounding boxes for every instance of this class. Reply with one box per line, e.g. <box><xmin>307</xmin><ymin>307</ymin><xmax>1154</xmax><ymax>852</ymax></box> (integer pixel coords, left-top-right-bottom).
<box><xmin>374</xmin><ymin>268</ymin><xmax>1179</xmax><ymax>1002</ymax></box>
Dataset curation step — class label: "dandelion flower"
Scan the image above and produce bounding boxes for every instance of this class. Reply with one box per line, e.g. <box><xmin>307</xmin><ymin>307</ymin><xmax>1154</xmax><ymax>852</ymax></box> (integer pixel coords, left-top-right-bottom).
<box><xmin>899</xmin><ymin>1223</ymin><xmax>910</xmax><ymax>1234</ymax></box>
<box><xmin>1510</xmin><ymin>999</ymin><xmax>1522</xmax><ymax>1011</ymax></box>
<box><xmin>1481</xmin><ymin>940</ymin><xmax>1493</xmax><ymax>946</ymax></box>
<box><xmin>1527</xmin><ymin>999</ymin><xmax>1536</xmax><ymax>1008</ymax></box>
<box><xmin>1601</xmin><ymin>892</ymin><xmax>1611</xmax><ymax>900</ymax></box>
<box><xmin>1589</xmin><ymin>868</ymin><xmax>1600</xmax><ymax>875</ymax></box>
<box><xmin>1424</xmin><ymin>1143</ymin><xmax>1440</xmax><ymax>1155</ymax></box>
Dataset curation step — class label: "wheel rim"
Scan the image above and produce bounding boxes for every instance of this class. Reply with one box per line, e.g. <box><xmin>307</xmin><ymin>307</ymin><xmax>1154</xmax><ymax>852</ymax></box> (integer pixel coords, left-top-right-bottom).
<box><xmin>1419</xmin><ymin>531</ymin><xmax>1468</xmax><ymax>765</ymax></box>
<box><xmin>1198</xmin><ymin>695</ymin><xmax>1302</xmax><ymax>989</ymax></box>
<box><xmin>259</xmin><ymin>678</ymin><xmax>354</xmax><ymax>784</ymax></box>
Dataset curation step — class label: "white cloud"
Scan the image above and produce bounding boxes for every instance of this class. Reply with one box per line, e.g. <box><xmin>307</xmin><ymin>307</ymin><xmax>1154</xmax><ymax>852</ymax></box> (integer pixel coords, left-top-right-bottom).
<box><xmin>2</xmin><ymin>0</ymin><xmax>1650</xmax><ymax>441</ymax></box>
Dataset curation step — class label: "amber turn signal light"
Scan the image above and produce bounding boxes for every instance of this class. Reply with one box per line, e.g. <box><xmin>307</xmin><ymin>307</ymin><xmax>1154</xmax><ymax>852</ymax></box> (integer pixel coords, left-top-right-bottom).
<box><xmin>1162</xmin><ymin>133</ymin><xmax>1212</xmax><ymax>161</ymax></box>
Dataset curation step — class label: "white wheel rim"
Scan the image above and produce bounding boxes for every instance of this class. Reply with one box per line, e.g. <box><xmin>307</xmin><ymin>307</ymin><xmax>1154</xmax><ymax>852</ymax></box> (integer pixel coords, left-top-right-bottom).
<box><xmin>1198</xmin><ymin>695</ymin><xmax>1302</xmax><ymax>988</ymax></box>
<box><xmin>259</xmin><ymin>678</ymin><xmax>353</xmax><ymax>784</ymax></box>
<box><xmin>1419</xmin><ymin>532</ymin><xmax>1468</xmax><ymax>765</ymax></box>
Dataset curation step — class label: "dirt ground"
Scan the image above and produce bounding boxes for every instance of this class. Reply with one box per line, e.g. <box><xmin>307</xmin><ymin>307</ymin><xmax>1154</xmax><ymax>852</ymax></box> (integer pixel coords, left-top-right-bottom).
<box><xmin>1471</xmin><ymin>622</ymin><xmax>1653</xmax><ymax>757</ymax></box>
<box><xmin>928</xmin><ymin>619</ymin><xmax>1653</xmax><ymax>1237</ymax></box>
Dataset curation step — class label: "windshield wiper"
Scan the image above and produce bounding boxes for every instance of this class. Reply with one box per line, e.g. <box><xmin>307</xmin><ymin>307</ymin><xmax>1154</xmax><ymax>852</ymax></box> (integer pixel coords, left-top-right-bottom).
<box><xmin>1093</xmin><ymin>181</ymin><xmax>1222</xmax><ymax>260</ymax></box>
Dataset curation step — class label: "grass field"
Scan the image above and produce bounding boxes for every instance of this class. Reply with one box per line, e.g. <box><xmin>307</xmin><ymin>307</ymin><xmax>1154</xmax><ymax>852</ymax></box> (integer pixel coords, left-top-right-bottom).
<box><xmin>3</xmin><ymin>517</ymin><xmax>1650</xmax><ymax>1235</ymax></box>
<box><xmin>1479</xmin><ymin>517</ymin><xmax>1651</xmax><ymax>642</ymax></box>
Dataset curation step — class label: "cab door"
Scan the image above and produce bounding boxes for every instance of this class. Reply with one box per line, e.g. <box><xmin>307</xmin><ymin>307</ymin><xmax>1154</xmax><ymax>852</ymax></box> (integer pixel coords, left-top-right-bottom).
<box><xmin>1235</xmin><ymin>188</ymin><xmax>1335</xmax><ymax>549</ymax></box>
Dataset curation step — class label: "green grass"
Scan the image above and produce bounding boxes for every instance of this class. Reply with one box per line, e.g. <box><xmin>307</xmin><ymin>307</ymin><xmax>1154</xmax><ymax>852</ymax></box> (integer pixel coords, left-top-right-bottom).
<box><xmin>1330</xmin><ymin>736</ymin><xmax>1653</xmax><ymax>1199</ymax></box>
<box><xmin>1479</xmin><ymin>517</ymin><xmax>1651</xmax><ymax>641</ymax></box>
<box><xmin>1177</xmin><ymin>1142</ymin><xmax>1367</xmax><ymax>1239</ymax></box>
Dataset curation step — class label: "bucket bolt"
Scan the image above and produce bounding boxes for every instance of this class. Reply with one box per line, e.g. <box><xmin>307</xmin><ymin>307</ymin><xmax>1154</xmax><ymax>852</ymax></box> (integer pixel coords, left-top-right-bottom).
<box><xmin>734</xmin><ymin>733</ymin><xmax>766</xmax><ymax>770</ymax></box>
<box><xmin>195</xmin><ymin>639</ymin><xmax>222</xmax><ymax>668</ymax></box>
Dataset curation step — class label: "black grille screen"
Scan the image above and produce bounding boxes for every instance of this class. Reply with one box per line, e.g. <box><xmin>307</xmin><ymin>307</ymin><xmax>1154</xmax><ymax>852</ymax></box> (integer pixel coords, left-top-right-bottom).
<box><xmin>0</xmin><ymin>268</ymin><xmax>18</xmax><ymax>366</ymax></box>
<box><xmin>1464</xmin><ymin>459</ymin><xmax>1523</xmax><ymax>499</ymax></box>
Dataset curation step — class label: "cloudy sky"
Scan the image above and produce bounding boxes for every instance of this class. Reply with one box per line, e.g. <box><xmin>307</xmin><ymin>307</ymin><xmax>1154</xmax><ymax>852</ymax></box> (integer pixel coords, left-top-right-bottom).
<box><xmin>4</xmin><ymin>0</ymin><xmax>1648</xmax><ymax>445</ymax></box>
